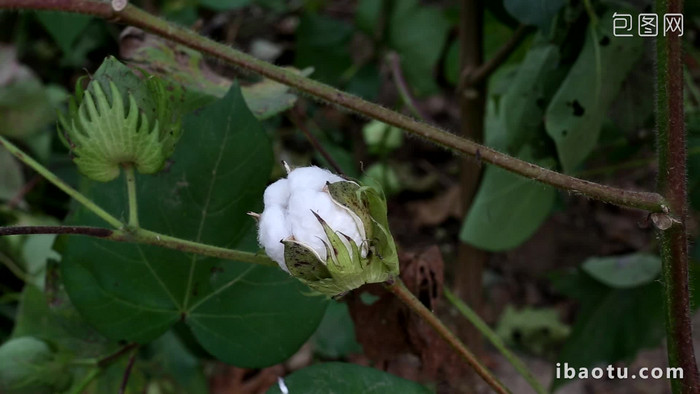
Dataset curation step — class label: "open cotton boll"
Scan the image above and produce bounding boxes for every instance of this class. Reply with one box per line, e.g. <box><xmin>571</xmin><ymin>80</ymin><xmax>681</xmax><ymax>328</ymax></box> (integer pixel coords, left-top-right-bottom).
<box><xmin>257</xmin><ymin>205</ymin><xmax>292</xmax><ymax>271</ymax></box>
<box><xmin>257</xmin><ymin>165</ymin><xmax>365</xmax><ymax>270</ymax></box>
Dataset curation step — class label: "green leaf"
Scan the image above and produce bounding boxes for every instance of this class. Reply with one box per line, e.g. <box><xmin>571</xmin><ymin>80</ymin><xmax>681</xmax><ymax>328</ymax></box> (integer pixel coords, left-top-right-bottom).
<box><xmin>550</xmin><ymin>269</ymin><xmax>665</xmax><ymax>391</ymax></box>
<box><xmin>12</xmin><ymin>283</ymin><xmax>116</xmax><ymax>358</ymax></box>
<box><xmin>460</xmin><ymin>149</ymin><xmax>556</xmax><ymax>251</ymax></box>
<box><xmin>501</xmin><ymin>44</ymin><xmax>560</xmax><ymax>153</ymax></box>
<box><xmin>312</xmin><ymin>301</ymin><xmax>362</xmax><ymax>358</ymax></box>
<box><xmin>504</xmin><ymin>0</ymin><xmax>564</xmax><ymax>29</ymax></box>
<box><xmin>582</xmin><ymin>253</ymin><xmax>661</xmax><ymax>289</ymax></box>
<box><xmin>120</xmin><ymin>32</ymin><xmax>306</xmax><ymax>118</ymax></box>
<box><xmin>266</xmin><ymin>362</ymin><xmax>431</xmax><ymax>394</ymax></box>
<box><xmin>198</xmin><ymin>0</ymin><xmax>251</xmax><ymax>11</ymax></box>
<box><xmin>388</xmin><ymin>0</ymin><xmax>450</xmax><ymax>95</ymax></box>
<box><xmin>295</xmin><ymin>13</ymin><xmax>354</xmax><ymax>86</ymax></box>
<box><xmin>240</xmin><ymin>68</ymin><xmax>313</xmax><ymax>119</ymax></box>
<box><xmin>544</xmin><ymin>13</ymin><xmax>643</xmax><ymax>173</ymax></box>
<box><xmin>35</xmin><ymin>12</ymin><xmax>92</xmax><ymax>54</ymax></box>
<box><xmin>59</xmin><ymin>84</ymin><xmax>327</xmax><ymax>367</ymax></box>
<box><xmin>0</xmin><ymin>47</ymin><xmax>63</xmax><ymax>138</ymax></box>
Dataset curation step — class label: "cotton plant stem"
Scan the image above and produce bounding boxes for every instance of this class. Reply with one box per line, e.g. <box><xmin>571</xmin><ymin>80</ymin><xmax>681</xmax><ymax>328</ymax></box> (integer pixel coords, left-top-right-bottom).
<box><xmin>0</xmin><ymin>0</ymin><xmax>666</xmax><ymax>213</ymax></box>
<box><xmin>655</xmin><ymin>0</ymin><xmax>699</xmax><ymax>392</ymax></box>
<box><xmin>385</xmin><ymin>278</ymin><xmax>510</xmax><ymax>394</ymax></box>
<box><xmin>444</xmin><ymin>288</ymin><xmax>546</xmax><ymax>394</ymax></box>
<box><xmin>124</xmin><ymin>165</ymin><xmax>139</xmax><ymax>227</ymax></box>
<box><xmin>0</xmin><ymin>225</ymin><xmax>277</xmax><ymax>267</ymax></box>
<box><xmin>0</xmin><ymin>136</ymin><xmax>123</xmax><ymax>229</ymax></box>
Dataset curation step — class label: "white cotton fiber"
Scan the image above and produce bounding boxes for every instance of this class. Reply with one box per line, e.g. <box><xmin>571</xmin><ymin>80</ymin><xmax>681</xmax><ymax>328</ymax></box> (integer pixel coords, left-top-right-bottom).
<box><xmin>263</xmin><ymin>178</ymin><xmax>290</xmax><ymax>208</ymax></box>
<box><xmin>257</xmin><ymin>166</ymin><xmax>365</xmax><ymax>271</ymax></box>
<box><xmin>257</xmin><ymin>205</ymin><xmax>292</xmax><ymax>271</ymax></box>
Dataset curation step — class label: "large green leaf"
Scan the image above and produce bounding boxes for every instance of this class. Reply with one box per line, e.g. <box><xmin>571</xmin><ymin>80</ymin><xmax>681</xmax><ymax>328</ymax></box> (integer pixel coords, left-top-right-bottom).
<box><xmin>460</xmin><ymin>149</ymin><xmax>556</xmax><ymax>251</ymax></box>
<box><xmin>388</xmin><ymin>0</ymin><xmax>450</xmax><ymax>95</ymax></box>
<box><xmin>266</xmin><ymin>363</ymin><xmax>431</xmax><ymax>394</ymax></box>
<box><xmin>58</xmin><ymin>85</ymin><xmax>327</xmax><ymax>367</ymax></box>
<box><xmin>550</xmin><ymin>269</ymin><xmax>666</xmax><ymax>391</ymax></box>
<box><xmin>544</xmin><ymin>12</ymin><xmax>643</xmax><ymax>173</ymax></box>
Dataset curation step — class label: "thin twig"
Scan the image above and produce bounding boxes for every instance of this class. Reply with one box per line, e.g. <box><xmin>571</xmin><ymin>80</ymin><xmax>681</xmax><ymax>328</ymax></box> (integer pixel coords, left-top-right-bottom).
<box><xmin>288</xmin><ymin>105</ymin><xmax>345</xmax><ymax>175</ymax></box>
<box><xmin>0</xmin><ymin>135</ymin><xmax>123</xmax><ymax>228</ymax></box>
<box><xmin>97</xmin><ymin>343</ymin><xmax>139</xmax><ymax>368</ymax></box>
<box><xmin>386</xmin><ymin>52</ymin><xmax>429</xmax><ymax>121</ymax></box>
<box><xmin>7</xmin><ymin>174</ymin><xmax>40</xmax><ymax>209</ymax></box>
<box><xmin>458</xmin><ymin>24</ymin><xmax>529</xmax><ymax>91</ymax></box>
<box><xmin>385</xmin><ymin>278</ymin><xmax>510</xmax><ymax>394</ymax></box>
<box><xmin>119</xmin><ymin>348</ymin><xmax>138</xmax><ymax>394</ymax></box>
<box><xmin>0</xmin><ymin>0</ymin><xmax>667</xmax><ymax>213</ymax></box>
<box><xmin>0</xmin><ymin>225</ymin><xmax>113</xmax><ymax>237</ymax></box>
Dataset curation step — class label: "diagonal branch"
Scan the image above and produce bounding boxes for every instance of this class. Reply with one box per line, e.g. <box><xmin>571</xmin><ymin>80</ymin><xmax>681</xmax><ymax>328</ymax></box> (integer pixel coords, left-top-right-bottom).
<box><xmin>0</xmin><ymin>0</ymin><xmax>667</xmax><ymax>213</ymax></box>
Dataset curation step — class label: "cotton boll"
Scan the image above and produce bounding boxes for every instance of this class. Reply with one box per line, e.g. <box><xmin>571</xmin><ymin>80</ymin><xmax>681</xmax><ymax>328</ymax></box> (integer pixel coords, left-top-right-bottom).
<box><xmin>258</xmin><ymin>205</ymin><xmax>292</xmax><ymax>271</ymax></box>
<box><xmin>288</xmin><ymin>166</ymin><xmax>343</xmax><ymax>192</ymax></box>
<box><xmin>263</xmin><ymin>178</ymin><xmax>290</xmax><ymax>208</ymax></box>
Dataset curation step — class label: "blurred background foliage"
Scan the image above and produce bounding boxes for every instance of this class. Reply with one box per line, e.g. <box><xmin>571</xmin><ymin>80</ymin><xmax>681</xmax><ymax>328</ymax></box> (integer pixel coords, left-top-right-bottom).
<box><xmin>1</xmin><ymin>0</ymin><xmax>700</xmax><ymax>392</ymax></box>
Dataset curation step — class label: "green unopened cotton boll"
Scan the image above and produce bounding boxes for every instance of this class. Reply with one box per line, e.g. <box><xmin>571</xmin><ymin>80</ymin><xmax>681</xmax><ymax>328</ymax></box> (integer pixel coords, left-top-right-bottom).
<box><xmin>58</xmin><ymin>57</ymin><xmax>183</xmax><ymax>182</ymax></box>
<box><xmin>0</xmin><ymin>337</ymin><xmax>71</xmax><ymax>394</ymax></box>
<box><xmin>257</xmin><ymin>165</ymin><xmax>399</xmax><ymax>296</ymax></box>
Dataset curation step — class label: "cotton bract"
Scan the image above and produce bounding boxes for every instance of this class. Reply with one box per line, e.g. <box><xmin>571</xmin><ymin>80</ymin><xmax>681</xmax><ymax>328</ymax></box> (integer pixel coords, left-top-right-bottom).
<box><xmin>257</xmin><ymin>166</ymin><xmax>398</xmax><ymax>296</ymax></box>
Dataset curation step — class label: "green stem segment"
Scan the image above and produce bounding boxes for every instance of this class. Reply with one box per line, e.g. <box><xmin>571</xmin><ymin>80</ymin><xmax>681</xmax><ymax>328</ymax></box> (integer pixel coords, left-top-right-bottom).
<box><xmin>385</xmin><ymin>279</ymin><xmax>510</xmax><ymax>394</ymax></box>
<box><xmin>656</xmin><ymin>0</ymin><xmax>699</xmax><ymax>392</ymax></box>
<box><xmin>0</xmin><ymin>225</ymin><xmax>276</xmax><ymax>267</ymax></box>
<box><xmin>0</xmin><ymin>136</ymin><xmax>123</xmax><ymax>229</ymax></box>
<box><xmin>0</xmin><ymin>0</ymin><xmax>667</xmax><ymax>213</ymax></box>
<box><xmin>444</xmin><ymin>288</ymin><xmax>546</xmax><ymax>394</ymax></box>
<box><xmin>124</xmin><ymin>165</ymin><xmax>139</xmax><ymax>227</ymax></box>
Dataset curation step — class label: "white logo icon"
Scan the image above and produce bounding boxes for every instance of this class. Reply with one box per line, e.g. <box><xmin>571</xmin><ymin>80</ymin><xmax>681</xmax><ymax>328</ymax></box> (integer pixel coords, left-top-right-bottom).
<box><xmin>638</xmin><ymin>13</ymin><xmax>658</xmax><ymax>37</ymax></box>
<box><xmin>664</xmin><ymin>14</ymin><xmax>683</xmax><ymax>36</ymax></box>
<box><xmin>613</xmin><ymin>12</ymin><xmax>633</xmax><ymax>37</ymax></box>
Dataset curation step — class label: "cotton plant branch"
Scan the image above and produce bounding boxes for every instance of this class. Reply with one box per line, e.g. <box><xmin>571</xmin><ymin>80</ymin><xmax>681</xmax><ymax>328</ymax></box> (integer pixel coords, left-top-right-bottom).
<box><xmin>0</xmin><ymin>225</ymin><xmax>277</xmax><ymax>267</ymax></box>
<box><xmin>0</xmin><ymin>0</ymin><xmax>667</xmax><ymax>213</ymax></box>
<box><xmin>458</xmin><ymin>24</ymin><xmax>529</xmax><ymax>91</ymax></box>
<box><xmin>655</xmin><ymin>0</ymin><xmax>699</xmax><ymax>392</ymax></box>
<box><xmin>385</xmin><ymin>279</ymin><xmax>511</xmax><ymax>394</ymax></box>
